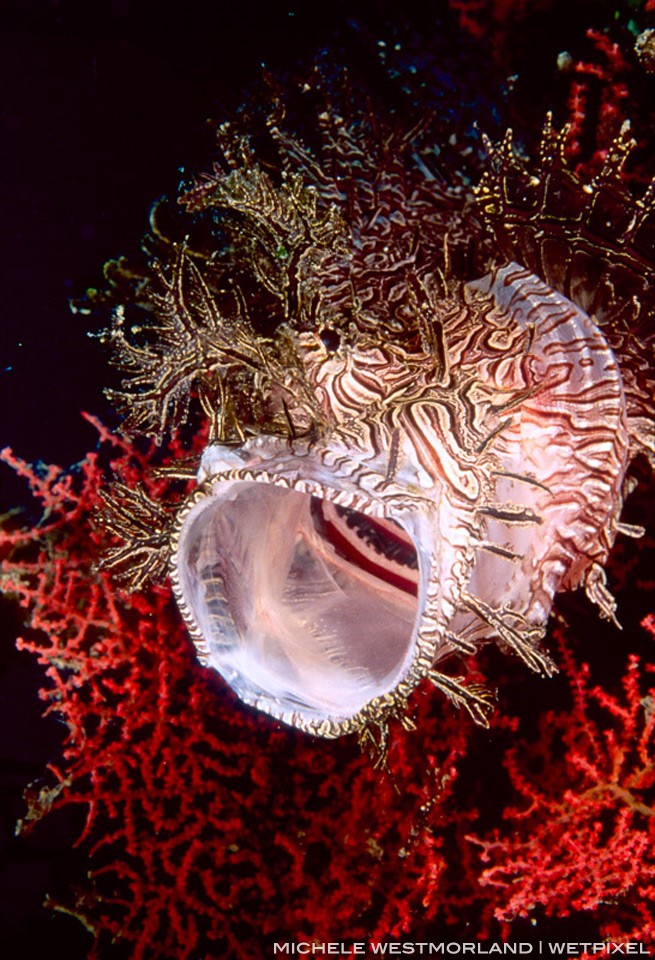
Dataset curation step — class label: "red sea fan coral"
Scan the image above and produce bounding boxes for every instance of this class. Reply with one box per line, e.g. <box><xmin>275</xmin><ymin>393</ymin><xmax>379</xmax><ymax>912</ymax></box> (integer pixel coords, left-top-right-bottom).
<box><xmin>3</xmin><ymin>418</ymin><xmax>655</xmax><ymax>954</ymax></box>
<box><xmin>564</xmin><ymin>28</ymin><xmax>633</xmax><ymax>175</ymax></box>
<box><xmin>1</xmin><ymin>420</ymin><xmax>479</xmax><ymax>957</ymax></box>
<box><xmin>470</xmin><ymin>629</ymin><xmax>655</xmax><ymax>944</ymax></box>
<box><xmin>447</xmin><ymin>0</ymin><xmax>551</xmax><ymax>46</ymax></box>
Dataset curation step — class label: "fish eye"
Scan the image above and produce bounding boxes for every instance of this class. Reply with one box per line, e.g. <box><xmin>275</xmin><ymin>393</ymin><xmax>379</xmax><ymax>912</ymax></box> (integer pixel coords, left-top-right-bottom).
<box><xmin>319</xmin><ymin>328</ymin><xmax>341</xmax><ymax>352</ymax></box>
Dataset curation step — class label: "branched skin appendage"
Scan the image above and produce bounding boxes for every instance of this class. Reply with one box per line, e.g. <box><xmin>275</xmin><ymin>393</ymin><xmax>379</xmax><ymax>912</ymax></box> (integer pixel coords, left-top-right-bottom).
<box><xmin>475</xmin><ymin>116</ymin><xmax>655</xmax><ymax>468</ymax></box>
<box><xmin>101</xmin><ymin>187</ymin><xmax>337</xmax><ymax>444</ymax></box>
<box><xmin>96</xmin><ymin>483</ymin><xmax>174</xmax><ymax>591</ymax></box>
<box><xmin>95</xmin><ymin>88</ymin><xmax>654</xmax><ymax>739</ymax></box>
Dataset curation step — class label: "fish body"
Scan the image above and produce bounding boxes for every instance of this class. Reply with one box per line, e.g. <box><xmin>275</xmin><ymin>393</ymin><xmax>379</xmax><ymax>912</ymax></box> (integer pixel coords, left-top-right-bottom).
<box><xmin>169</xmin><ymin>263</ymin><xmax>630</xmax><ymax>735</ymax></box>
<box><xmin>98</xmin><ymin>100</ymin><xmax>654</xmax><ymax>736</ymax></box>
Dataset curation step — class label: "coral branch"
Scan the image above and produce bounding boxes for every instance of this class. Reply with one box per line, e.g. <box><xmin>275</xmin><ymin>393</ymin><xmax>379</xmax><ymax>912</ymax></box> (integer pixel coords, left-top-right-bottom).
<box><xmin>468</xmin><ymin>631</ymin><xmax>655</xmax><ymax>940</ymax></box>
<box><xmin>1</xmin><ymin>422</ymin><xmax>480</xmax><ymax>956</ymax></box>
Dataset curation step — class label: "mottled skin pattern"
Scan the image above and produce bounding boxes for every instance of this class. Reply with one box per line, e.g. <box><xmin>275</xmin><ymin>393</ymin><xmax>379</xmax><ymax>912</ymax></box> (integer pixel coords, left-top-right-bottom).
<box><xmin>98</xmin><ymin>88</ymin><xmax>655</xmax><ymax>737</ymax></box>
<box><xmin>477</xmin><ymin>121</ymin><xmax>655</xmax><ymax>466</ymax></box>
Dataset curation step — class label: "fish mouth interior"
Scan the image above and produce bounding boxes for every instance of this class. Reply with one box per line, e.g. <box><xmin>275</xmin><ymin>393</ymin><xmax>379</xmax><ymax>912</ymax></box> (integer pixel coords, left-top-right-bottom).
<box><xmin>177</xmin><ymin>481</ymin><xmax>420</xmax><ymax>724</ymax></box>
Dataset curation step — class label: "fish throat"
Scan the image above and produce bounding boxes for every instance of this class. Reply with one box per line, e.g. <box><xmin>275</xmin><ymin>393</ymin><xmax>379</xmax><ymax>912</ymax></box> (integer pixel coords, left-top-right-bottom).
<box><xmin>171</xmin><ymin>470</ymin><xmax>425</xmax><ymax>736</ymax></box>
<box><xmin>310</xmin><ymin>499</ymin><xmax>419</xmax><ymax>597</ymax></box>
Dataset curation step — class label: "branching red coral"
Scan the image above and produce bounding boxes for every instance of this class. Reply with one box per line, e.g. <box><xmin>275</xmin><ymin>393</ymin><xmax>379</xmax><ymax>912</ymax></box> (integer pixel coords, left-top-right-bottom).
<box><xmin>564</xmin><ymin>28</ymin><xmax>633</xmax><ymax>175</ymax></box>
<box><xmin>4</xmin><ymin>419</ymin><xmax>655</xmax><ymax>954</ymax></box>
<box><xmin>447</xmin><ymin>0</ymin><xmax>550</xmax><ymax>46</ymax></box>
<box><xmin>469</xmin><ymin>628</ymin><xmax>655</xmax><ymax>944</ymax></box>
<box><xmin>1</xmin><ymin>420</ymin><xmax>481</xmax><ymax>957</ymax></box>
